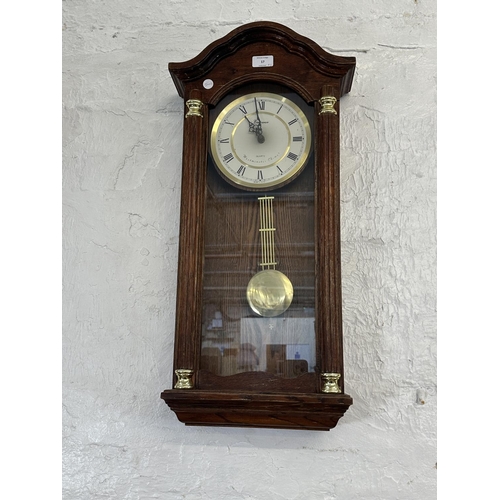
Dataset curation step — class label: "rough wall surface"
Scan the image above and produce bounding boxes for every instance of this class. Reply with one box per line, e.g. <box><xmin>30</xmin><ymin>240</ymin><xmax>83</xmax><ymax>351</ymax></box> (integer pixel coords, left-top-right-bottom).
<box><xmin>62</xmin><ymin>1</ymin><xmax>437</xmax><ymax>499</ymax></box>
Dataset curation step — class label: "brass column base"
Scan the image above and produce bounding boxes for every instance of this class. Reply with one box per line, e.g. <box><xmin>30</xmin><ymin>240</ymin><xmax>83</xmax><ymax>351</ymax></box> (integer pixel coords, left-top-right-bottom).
<box><xmin>321</xmin><ymin>372</ymin><xmax>341</xmax><ymax>393</ymax></box>
<box><xmin>174</xmin><ymin>369</ymin><xmax>194</xmax><ymax>389</ymax></box>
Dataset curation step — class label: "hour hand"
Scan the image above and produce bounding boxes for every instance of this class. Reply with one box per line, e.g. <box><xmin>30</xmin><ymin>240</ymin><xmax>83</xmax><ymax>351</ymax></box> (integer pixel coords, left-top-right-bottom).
<box><xmin>254</xmin><ymin>120</ymin><xmax>265</xmax><ymax>143</ymax></box>
<box><xmin>244</xmin><ymin>115</ymin><xmax>256</xmax><ymax>133</ymax></box>
<box><xmin>244</xmin><ymin>115</ymin><xmax>265</xmax><ymax>143</ymax></box>
<box><xmin>255</xmin><ymin>129</ymin><xmax>265</xmax><ymax>144</ymax></box>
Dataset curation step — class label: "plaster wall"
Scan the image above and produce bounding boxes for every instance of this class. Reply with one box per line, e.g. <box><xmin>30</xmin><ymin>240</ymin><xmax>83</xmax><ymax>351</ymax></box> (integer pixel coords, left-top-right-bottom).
<box><xmin>62</xmin><ymin>1</ymin><xmax>437</xmax><ymax>499</ymax></box>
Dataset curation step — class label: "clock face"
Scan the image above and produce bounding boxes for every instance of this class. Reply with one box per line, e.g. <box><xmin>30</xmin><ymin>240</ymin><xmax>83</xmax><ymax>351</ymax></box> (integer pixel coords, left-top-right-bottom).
<box><xmin>210</xmin><ymin>92</ymin><xmax>312</xmax><ymax>190</ymax></box>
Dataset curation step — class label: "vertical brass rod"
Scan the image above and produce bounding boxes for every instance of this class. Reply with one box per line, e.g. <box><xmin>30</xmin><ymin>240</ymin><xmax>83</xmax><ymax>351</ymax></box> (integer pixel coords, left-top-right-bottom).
<box><xmin>263</xmin><ymin>197</ymin><xmax>267</xmax><ymax>268</ymax></box>
<box><xmin>269</xmin><ymin>197</ymin><xmax>275</xmax><ymax>269</ymax></box>
<box><xmin>257</xmin><ymin>196</ymin><xmax>277</xmax><ymax>270</ymax></box>
<box><xmin>258</xmin><ymin>196</ymin><xmax>277</xmax><ymax>269</ymax></box>
<box><xmin>260</xmin><ymin>198</ymin><xmax>267</xmax><ymax>269</ymax></box>
<box><xmin>259</xmin><ymin>197</ymin><xmax>266</xmax><ymax>269</ymax></box>
<box><xmin>265</xmin><ymin>197</ymin><xmax>270</xmax><ymax>268</ymax></box>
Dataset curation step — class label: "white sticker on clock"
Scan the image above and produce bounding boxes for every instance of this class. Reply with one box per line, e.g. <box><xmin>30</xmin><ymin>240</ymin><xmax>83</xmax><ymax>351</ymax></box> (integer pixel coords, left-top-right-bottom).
<box><xmin>203</xmin><ymin>79</ymin><xmax>214</xmax><ymax>89</ymax></box>
<box><xmin>252</xmin><ymin>55</ymin><xmax>274</xmax><ymax>68</ymax></box>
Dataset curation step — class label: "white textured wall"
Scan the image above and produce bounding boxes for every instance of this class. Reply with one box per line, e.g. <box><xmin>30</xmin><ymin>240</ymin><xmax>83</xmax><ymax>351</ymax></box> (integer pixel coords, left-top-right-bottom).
<box><xmin>62</xmin><ymin>1</ymin><xmax>437</xmax><ymax>499</ymax></box>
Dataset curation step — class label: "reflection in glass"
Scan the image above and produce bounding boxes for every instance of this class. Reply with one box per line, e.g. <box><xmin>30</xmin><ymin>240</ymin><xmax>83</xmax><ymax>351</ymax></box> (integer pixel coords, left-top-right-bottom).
<box><xmin>201</xmin><ymin>107</ymin><xmax>315</xmax><ymax>381</ymax></box>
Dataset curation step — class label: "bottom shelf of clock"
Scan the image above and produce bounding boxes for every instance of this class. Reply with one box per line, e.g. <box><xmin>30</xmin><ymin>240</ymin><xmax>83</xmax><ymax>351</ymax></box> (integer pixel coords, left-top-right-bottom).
<box><xmin>160</xmin><ymin>390</ymin><xmax>352</xmax><ymax>431</ymax></box>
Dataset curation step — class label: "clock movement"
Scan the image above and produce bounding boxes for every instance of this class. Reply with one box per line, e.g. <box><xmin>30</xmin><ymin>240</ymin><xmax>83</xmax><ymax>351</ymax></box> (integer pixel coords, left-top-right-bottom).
<box><xmin>161</xmin><ymin>21</ymin><xmax>356</xmax><ymax>430</ymax></box>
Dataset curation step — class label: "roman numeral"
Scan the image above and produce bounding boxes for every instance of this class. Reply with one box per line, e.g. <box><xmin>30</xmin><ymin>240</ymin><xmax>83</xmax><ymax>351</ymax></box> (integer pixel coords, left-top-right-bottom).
<box><xmin>276</xmin><ymin>165</ymin><xmax>283</xmax><ymax>175</ymax></box>
<box><xmin>257</xmin><ymin>170</ymin><xmax>263</xmax><ymax>180</ymax></box>
<box><xmin>287</xmin><ymin>152</ymin><xmax>298</xmax><ymax>162</ymax></box>
<box><xmin>236</xmin><ymin>165</ymin><xmax>246</xmax><ymax>176</ymax></box>
<box><xmin>219</xmin><ymin>138</ymin><xmax>229</xmax><ymax>143</ymax></box>
<box><xmin>224</xmin><ymin>120</ymin><xmax>235</xmax><ymax>126</ymax></box>
<box><xmin>288</xmin><ymin>118</ymin><xmax>298</xmax><ymax>126</ymax></box>
<box><xmin>293</xmin><ymin>136</ymin><xmax>303</xmax><ymax>142</ymax></box>
<box><xmin>239</xmin><ymin>105</ymin><xmax>247</xmax><ymax>114</ymax></box>
<box><xmin>258</xmin><ymin>100</ymin><xmax>265</xmax><ymax>110</ymax></box>
<box><xmin>277</xmin><ymin>104</ymin><xmax>283</xmax><ymax>114</ymax></box>
<box><xmin>223</xmin><ymin>153</ymin><xmax>234</xmax><ymax>163</ymax></box>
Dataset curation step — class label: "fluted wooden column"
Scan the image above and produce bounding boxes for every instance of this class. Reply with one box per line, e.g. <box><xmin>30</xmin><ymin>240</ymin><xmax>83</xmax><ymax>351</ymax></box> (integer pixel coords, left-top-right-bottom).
<box><xmin>315</xmin><ymin>84</ymin><xmax>345</xmax><ymax>393</ymax></box>
<box><xmin>172</xmin><ymin>89</ymin><xmax>208</xmax><ymax>388</ymax></box>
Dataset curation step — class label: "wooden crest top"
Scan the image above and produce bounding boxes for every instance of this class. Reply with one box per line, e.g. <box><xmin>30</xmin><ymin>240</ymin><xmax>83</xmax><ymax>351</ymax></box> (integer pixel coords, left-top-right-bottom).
<box><xmin>169</xmin><ymin>21</ymin><xmax>356</xmax><ymax>105</ymax></box>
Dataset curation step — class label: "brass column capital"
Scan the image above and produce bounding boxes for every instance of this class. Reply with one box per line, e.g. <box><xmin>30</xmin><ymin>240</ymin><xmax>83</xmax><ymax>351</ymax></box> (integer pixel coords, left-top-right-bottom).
<box><xmin>185</xmin><ymin>99</ymin><xmax>204</xmax><ymax>118</ymax></box>
<box><xmin>319</xmin><ymin>95</ymin><xmax>338</xmax><ymax>115</ymax></box>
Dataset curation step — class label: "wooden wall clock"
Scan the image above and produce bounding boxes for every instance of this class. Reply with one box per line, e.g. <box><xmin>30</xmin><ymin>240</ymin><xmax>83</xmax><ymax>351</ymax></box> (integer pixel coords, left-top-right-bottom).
<box><xmin>161</xmin><ymin>21</ymin><xmax>356</xmax><ymax>431</ymax></box>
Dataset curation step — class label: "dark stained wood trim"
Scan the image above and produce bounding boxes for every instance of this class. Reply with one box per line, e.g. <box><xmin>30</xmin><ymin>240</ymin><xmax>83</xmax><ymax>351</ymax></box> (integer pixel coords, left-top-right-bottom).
<box><xmin>169</xmin><ymin>21</ymin><xmax>356</xmax><ymax>106</ymax></box>
<box><xmin>169</xmin><ymin>22</ymin><xmax>355</xmax><ymax>94</ymax></box>
<box><xmin>162</xmin><ymin>22</ymin><xmax>356</xmax><ymax>430</ymax></box>
<box><xmin>315</xmin><ymin>85</ymin><xmax>345</xmax><ymax>389</ymax></box>
<box><xmin>172</xmin><ymin>89</ymin><xmax>208</xmax><ymax>379</ymax></box>
<box><xmin>197</xmin><ymin>370</ymin><xmax>316</xmax><ymax>393</ymax></box>
<box><xmin>161</xmin><ymin>390</ymin><xmax>352</xmax><ymax>431</ymax></box>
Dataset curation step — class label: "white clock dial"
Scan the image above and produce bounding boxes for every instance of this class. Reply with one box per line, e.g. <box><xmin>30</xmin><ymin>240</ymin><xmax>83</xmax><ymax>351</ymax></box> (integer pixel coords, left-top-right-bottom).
<box><xmin>210</xmin><ymin>92</ymin><xmax>312</xmax><ymax>190</ymax></box>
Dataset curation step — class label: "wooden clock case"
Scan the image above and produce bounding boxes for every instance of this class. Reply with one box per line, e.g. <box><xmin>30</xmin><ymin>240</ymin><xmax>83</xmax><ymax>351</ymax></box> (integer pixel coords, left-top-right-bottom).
<box><xmin>161</xmin><ymin>21</ymin><xmax>356</xmax><ymax>431</ymax></box>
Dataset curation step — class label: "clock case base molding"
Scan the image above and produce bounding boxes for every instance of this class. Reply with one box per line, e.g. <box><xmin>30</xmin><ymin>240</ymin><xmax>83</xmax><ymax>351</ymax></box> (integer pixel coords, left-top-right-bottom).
<box><xmin>161</xmin><ymin>390</ymin><xmax>352</xmax><ymax>431</ymax></box>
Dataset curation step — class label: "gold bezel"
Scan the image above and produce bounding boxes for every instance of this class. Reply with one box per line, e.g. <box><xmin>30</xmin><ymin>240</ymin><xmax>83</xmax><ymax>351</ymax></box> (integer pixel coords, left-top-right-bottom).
<box><xmin>210</xmin><ymin>92</ymin><xmax>312</xmax><ymax>191</ymax></box>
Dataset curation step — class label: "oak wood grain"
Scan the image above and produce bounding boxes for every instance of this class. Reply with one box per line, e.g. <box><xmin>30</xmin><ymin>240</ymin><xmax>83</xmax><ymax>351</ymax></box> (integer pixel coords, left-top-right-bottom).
<box><xmin>161</xmin><ymin>21</ymin><xmax>356</xmax><ymax>430</ymax></box>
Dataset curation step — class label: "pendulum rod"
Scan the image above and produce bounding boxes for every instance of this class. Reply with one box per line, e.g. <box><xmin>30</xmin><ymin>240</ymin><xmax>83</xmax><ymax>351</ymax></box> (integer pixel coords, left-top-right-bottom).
<box><xmin>258</xmin><ymin>196</ymin><xmax>277</xmax><ymax>270</ymax></box>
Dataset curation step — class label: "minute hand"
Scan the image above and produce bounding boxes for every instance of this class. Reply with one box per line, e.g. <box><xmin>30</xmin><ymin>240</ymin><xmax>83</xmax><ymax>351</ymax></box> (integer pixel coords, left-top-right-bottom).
<box><xmin>254</xmin><ymin>98</ymin><xmax>265</xmax><ymax>144</ymax></box>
